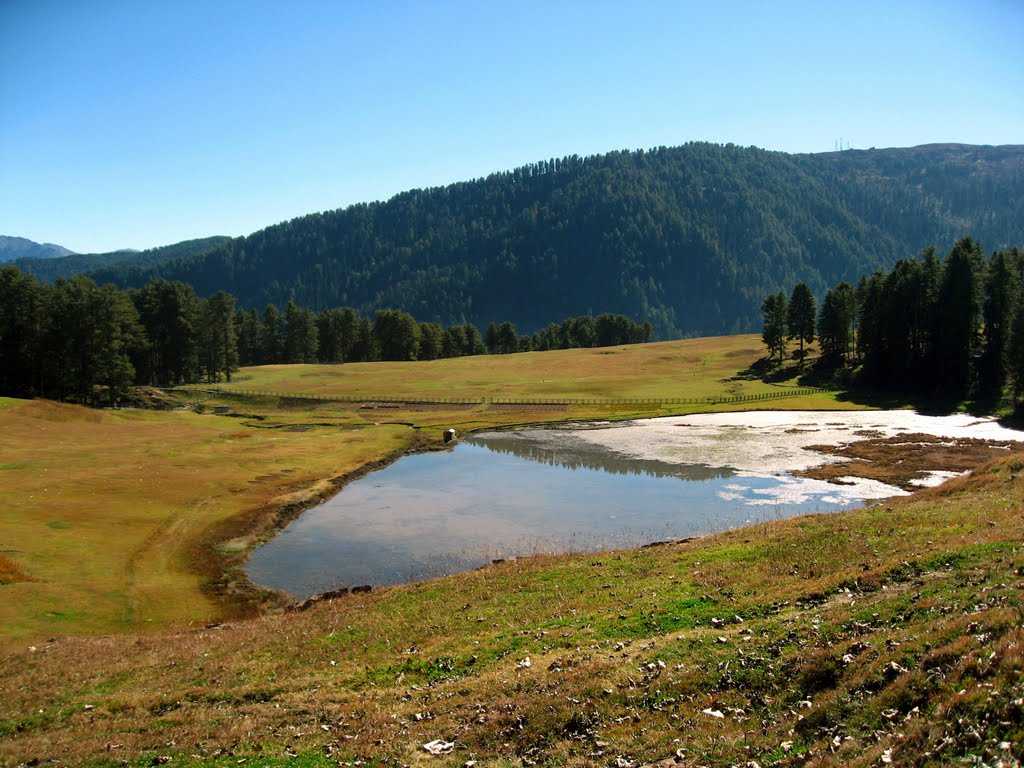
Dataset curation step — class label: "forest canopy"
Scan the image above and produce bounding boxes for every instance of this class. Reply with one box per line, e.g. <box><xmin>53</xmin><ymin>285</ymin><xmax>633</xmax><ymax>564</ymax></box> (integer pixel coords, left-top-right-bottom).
<box><xmin>78</xmin><ymin>143</ymin><xmax>1024</xmax><ymax>339</ymax></box>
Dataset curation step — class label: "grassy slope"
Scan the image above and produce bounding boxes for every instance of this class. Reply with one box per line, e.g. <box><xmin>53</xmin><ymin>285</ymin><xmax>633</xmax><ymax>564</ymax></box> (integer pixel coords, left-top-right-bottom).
<box><xmin>0</xmin><ymin>399</ymin><xmax>413</xmax><ymax>643</ymax></box>
<box><xmin>0</xmin><ymin>457</ymin><xmax>1021</xmax><ymax>767</ymax></box>
<box><xmin>220</xmin><ymin>334</ymin><xmax>793</xmax><ymax>401</ymax></box>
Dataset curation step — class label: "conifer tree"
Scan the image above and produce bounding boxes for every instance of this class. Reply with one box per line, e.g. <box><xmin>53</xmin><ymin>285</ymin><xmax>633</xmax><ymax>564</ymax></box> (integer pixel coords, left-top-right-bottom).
<box><xmin>934</xmin><ymin>238</ymin><xmax>983</xmax><ymax>398</ymax></box>
<box><xmin>786</xmin><ymin>283</ymin><xmax>816</xmax><ymax>364</ymax></box>
<box><xmin>979</xmin><ymin>250</ymin><xmax>1020</xmax><ymax>399</ymax></box>
<box><xmin>761</xmin><ymin>292</ymin><xmax>788</xmax><ymax>363</ymax></box>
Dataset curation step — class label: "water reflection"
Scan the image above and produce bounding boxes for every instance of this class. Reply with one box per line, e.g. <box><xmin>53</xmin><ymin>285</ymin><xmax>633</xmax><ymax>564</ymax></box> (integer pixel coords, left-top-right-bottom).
<box><xmin>468</xmin><ymin>429</ymin><xmax>734</xmax><ymax>481</ymax></box>
<box><xmin>245</xmin><ymin>432</ymin><xmax>851</xmax><ymax>599</ymax></box>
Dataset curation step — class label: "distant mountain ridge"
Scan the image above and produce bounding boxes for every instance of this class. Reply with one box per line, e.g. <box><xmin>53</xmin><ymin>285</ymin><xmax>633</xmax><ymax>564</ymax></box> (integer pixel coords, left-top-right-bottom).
<box><xmin>14</xmin><ymin>236</ymin><xmax>233</xmax><ymax>282</ymax></box>
<box><xmin>25</xmin><ymin>142</ymin><xmax>1024</xmax><ymax>337</ymax></box>
<box><xmin>0</xmin><ymin>236</ymin><xmax>74</xmax><ymax>263</ymax></box>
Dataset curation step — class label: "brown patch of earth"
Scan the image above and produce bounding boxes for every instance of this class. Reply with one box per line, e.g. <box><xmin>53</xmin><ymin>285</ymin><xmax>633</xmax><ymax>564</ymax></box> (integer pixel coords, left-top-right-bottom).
<box><xmin>0</xmin><ymin>554</ymin><xmax>34</xmax><ymax>585</ymax></box>
<box><xmin>120</xmin><ymin>386</ymin><xmax>181</xmax><ymax>410</ymax></box>
<box><xmin>799</xmin><ymin>433</ymin><xmax>1023</xmax><ymax>490</ymax></box>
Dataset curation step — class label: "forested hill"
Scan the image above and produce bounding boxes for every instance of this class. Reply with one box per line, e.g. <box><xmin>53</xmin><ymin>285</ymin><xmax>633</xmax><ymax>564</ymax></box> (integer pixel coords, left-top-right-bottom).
<box><xmin>90</xmin><ymin>142</ymin><xmax>1024</xmax><ymax>337</ymax></box>
<box><xmin>15</xmin><ymin>236</ymin><xmax>232</xmax><ymax>282</ymax></box>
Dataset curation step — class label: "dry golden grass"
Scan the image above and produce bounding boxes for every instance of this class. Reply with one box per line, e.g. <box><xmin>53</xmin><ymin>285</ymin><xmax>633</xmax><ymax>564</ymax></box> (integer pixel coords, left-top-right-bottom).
<box><xmin>0</xmin><ymin>398</ymin><xmax>414</xmax><ymax>645</ymax></box>
<box><xmin>220</xmin><ymin>334</ymin><xmax>808</xmax><ymax>401</ymax></box>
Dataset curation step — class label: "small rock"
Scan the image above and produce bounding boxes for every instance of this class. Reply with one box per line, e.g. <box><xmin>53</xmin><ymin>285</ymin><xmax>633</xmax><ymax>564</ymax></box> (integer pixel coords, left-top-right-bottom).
<box><xmin>701</xmin><ymin>708</ymin><xmax>725</xmax><ymax>718</ymax></box>
<box><xmin>422</xmin><ymin>739</ymin><xmax>455</xmax><ymax>756</ymax></box>
<box><xmin>516</xmin><ymin>657</ymin><xmax>532</xmax><ymax>669</ymax></box>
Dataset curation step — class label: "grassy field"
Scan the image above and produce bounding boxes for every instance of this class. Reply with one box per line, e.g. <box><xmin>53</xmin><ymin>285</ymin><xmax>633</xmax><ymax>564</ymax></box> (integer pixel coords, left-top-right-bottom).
<box><xmin>0</xmin><ymin>399</ymin><xmax>414</xmax><ymax>644</ymax></box>
<box><xmin>7</xmin><ymin>334</ymin><xmax>1018</xmax><ymax>766</ymax></box>
<box><xmin>0</xmin><ymin>335</ymin><xmax>855</xmax><ymax>647</ymax></box>
<box><xmin>217</xmin><ymin>334</ymin><xmax>807</xmax><ymax>401</ymax></box>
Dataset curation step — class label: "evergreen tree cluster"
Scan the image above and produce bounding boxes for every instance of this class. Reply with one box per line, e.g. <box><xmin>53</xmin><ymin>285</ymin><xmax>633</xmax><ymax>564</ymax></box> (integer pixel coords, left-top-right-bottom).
<box><xmin>81</xmin><ymin>143</ymin><xmax>1024</xmax><ymax>339</ymax></box>
<box><xmin>764</xmin><ymin>238</ymin><xmax>1024</xmax><ymax>403</ymax></box>
<box><xmin>0</xmin><ymin>266</ymin><xmax>653</xmax><ymax>404</ymax></box>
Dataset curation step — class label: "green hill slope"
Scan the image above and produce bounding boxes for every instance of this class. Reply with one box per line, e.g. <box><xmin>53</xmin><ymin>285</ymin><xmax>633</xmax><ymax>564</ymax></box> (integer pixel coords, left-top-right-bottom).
<box><xmin>94</xmin><ymin>143</ymin><xmax>1024</xmax><ymax>337</ymax></box>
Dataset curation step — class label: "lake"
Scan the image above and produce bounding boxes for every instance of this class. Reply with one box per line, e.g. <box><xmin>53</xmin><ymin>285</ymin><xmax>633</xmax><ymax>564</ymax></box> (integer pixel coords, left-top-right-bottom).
<box><xmin>245</xmin><ymin>410</ymin><xmax>1024</xmax><ymax>598</ymax></box>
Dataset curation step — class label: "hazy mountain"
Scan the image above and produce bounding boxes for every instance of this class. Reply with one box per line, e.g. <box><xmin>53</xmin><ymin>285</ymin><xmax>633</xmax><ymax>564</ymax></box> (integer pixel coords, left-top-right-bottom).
<box><xmin>0</xmin><ymin>236</ymin><xmax>74</xmax><ymax>263</ymax></box>
<box><xmin>15</xmin><ymin>236</ymin><xmax>233</xmax><ymax>282</ymax></box>
<box><xmin>88</xmin><ymin>143</ymin><xmax>1024</xmax><ymax>337</ymax></box>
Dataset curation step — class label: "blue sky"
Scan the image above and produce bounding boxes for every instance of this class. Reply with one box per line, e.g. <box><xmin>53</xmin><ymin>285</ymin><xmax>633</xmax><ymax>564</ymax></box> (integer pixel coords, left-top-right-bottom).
<box><xmin>1</xmin><ymin>0</ymin><xmax>1021</xmax><ymax>253</ymax></box>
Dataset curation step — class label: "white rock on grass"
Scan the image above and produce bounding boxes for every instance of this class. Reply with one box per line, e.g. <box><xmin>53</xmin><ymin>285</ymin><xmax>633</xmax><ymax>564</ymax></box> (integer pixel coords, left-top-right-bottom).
<box><xmin>423</xmin><ymin>739</ymin><xmax>455</xmax><ymax>755</ymax></box>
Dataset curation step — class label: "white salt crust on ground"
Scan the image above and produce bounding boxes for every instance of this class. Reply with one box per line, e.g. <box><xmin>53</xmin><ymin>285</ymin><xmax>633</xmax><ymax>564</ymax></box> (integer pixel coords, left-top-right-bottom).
<box><xmin>563</xmin><ymin>410</ymin><xmax>1024</xmax><ymax>507</ymax></box>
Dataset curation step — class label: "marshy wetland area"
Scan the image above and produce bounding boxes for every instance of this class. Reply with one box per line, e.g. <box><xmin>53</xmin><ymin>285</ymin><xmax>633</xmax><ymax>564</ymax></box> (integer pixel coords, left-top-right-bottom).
<box><xmin>2</xmin><ymin>336</ymin><xmax>1024</xmax><ymax>767</ymax></box>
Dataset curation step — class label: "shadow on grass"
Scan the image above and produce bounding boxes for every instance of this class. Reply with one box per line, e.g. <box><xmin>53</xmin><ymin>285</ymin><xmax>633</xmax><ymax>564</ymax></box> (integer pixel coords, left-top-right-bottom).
<box><xmin>728</xmin><ymin>352</ymin><xmax>817</xmax><ymax>384</ymax></box>
<box><xmin>734</xmin><ymin>353</ymin><xmax>1024</xmax><ymax>429</ymax></box>
<box><xmin>823</xmin><ymin>383</ymin><xmax>1023</xmax><ymax>430</ymax></box>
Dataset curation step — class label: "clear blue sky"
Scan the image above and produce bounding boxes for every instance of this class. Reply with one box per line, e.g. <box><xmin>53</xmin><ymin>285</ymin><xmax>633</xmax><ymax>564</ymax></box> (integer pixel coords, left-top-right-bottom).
<box><xmin>1</xmin><ymin>0</ymin><xmax>1021</xmax><ymax>253</ymax></box>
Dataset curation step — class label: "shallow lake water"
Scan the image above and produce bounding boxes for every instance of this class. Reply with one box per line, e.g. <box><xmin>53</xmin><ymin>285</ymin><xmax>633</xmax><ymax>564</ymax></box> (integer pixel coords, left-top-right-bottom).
<box><xmin>245</xmin><ymin>410</ymin><xmax>1024</xmax><ymax>598</ymax></box>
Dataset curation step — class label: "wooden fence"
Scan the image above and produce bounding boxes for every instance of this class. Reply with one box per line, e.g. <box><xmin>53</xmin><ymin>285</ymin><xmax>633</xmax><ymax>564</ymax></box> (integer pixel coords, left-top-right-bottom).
<box><xmin>177</xmin><ymin>386</ymin><xmax>832</xmax><ymax>408</ymax></box>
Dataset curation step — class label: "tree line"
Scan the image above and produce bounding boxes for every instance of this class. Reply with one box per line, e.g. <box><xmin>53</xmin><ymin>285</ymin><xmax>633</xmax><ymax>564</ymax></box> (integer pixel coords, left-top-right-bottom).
<box><xmin>0</xmin><ymin>265</ymin><xmax>651</xmax><ymax>405</ymax></box>
<box><xmin>762</xmin><ymin>237</ymin><xmax>1024</xmax><ymax>404</ymax></box>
